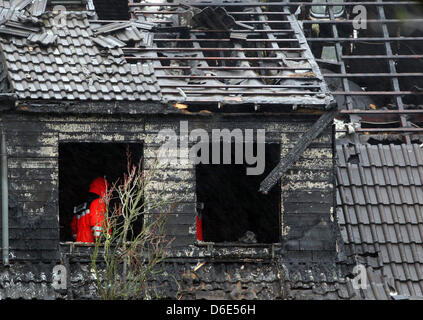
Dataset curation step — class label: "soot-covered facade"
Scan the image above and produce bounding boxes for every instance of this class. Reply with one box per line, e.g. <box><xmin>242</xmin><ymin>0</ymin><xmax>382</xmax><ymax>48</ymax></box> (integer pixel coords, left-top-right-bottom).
<box><xmin>0</xmin><ymin>0</ymin><xmax>361</xmax><ymax>300</ymax></box>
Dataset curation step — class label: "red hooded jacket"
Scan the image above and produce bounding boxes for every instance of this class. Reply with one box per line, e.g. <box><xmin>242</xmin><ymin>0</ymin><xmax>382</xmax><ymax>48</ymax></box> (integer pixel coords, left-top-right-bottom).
<box><xmin>196</xmin><ymin>215</ymin><xmax>203</xmax><ymax>241</ymax></box>
<box><xmin>72</xmin><ymin>177</ymin><xmax>109</xmax><ymax>243</ymax></box>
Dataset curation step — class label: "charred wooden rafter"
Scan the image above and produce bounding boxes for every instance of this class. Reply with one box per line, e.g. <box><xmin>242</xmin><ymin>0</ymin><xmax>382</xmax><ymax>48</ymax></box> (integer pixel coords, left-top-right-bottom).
<box><xmin>259</xmin><ymin>107</ymin><xmax>338</xmax><ymax>194</ymax></box>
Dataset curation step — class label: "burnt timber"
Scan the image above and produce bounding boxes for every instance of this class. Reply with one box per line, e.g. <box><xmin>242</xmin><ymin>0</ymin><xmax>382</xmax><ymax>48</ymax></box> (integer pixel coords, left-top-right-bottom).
<box><xmin>260</xmin><ymin>107</ymin><xmax>337</xmax><ymax>194</ymax></box>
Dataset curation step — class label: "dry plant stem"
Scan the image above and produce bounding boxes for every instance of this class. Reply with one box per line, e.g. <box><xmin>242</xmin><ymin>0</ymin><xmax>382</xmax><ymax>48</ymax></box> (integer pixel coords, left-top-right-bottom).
<box><xmin>91</xmin><ymin>152</ymin><xmax>176</xmax><ymax>300</ymax></box>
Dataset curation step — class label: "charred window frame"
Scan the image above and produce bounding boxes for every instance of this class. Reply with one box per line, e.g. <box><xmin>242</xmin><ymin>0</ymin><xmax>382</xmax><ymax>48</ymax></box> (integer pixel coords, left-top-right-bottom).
<box><xmin>195</xmin><ymin>141</ymin><xmax>281</xmax><ymax>245</ymax></box>
<box><xmin>58</xmin><ymin>142</ymin><xmax>143</xmax><ymax>243</ymax></box>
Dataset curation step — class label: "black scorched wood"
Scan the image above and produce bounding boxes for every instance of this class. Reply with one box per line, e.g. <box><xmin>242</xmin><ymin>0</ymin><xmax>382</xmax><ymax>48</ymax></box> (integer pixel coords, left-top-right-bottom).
<box><xmin>259</xmin><ymin>108</ymin><xmax>337</xmax><ymax>194</ymax></box>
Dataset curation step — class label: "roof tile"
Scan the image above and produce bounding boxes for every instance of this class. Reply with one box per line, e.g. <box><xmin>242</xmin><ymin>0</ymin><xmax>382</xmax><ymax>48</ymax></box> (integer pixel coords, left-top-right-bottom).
<box><xmin>337</xmin><ymin>143</ymin><xmax>423</xmax><ymax>298</ymax></box>
<box><xmin>0</xmin><ymin>13</ymin><xmax>161</xmax><ymax>102</ymax></box>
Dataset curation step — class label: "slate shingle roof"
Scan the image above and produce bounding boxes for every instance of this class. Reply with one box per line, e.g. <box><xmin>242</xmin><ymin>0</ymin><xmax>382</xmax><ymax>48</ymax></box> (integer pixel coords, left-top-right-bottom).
<box><xmin>337</xmin><ymin>143</ymin><xmax>423</xmax><ymax>297</ymax></box>
<box><xmin>0</xmin><ymin>12</ymin><xmax>161</xmax><ymax>101</ymax></box>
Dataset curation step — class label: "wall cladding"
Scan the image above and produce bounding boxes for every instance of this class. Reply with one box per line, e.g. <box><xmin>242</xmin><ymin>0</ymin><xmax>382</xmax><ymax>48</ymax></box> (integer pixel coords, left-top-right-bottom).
<box><xmin>0</xmin><ymin>112</ymin><xmax>335</xmax><ymax>262</ymax></box>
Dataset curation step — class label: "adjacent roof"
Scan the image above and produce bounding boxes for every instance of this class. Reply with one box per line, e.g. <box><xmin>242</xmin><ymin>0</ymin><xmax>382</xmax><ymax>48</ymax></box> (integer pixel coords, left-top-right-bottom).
<box><xmin>337</xmin><ymin>143</ymin><xmax>423</xmax><ymax>298</ymax></box>
<box><xmin>0</xmin><ymin>0</ymin><xmax>333</xmax><ymax>108</ymax></box>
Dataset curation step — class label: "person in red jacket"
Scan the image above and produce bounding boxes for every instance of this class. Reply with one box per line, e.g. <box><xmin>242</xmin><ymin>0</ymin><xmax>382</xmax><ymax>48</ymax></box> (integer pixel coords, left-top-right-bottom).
<box><xmin>71</xmin><ymin>177</ymin><xmax>109</xmax><ymax>243</ymax></box>
<box><xmin>196</xmin><ymin>213</ymin><xmax>203</xmax><ymax>242</ymax></box>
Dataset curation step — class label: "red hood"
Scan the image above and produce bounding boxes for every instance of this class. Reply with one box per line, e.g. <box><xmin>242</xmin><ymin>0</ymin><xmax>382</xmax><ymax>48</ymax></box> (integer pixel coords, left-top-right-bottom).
<box><xmin>89</xmin><ymin>177</ymin><xmax>109</xmax><ymax>197</ymax></box>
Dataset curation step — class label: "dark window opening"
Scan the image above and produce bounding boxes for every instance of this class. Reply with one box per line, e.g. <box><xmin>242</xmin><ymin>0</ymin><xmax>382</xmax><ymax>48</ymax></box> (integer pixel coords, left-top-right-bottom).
<box><xmin>196</xmin><ymin>142</ymin><xmax>281</xmax><ymax>244</ymax></box>
<box><xmin>92</xmin><ymin>0</ymin><xmax>130</xmax><ymax>20</ymax></box>
<box><xmin>59</xmin><ymin>143</ymin><xmax>143</xmax><ymax>242</ymax></box>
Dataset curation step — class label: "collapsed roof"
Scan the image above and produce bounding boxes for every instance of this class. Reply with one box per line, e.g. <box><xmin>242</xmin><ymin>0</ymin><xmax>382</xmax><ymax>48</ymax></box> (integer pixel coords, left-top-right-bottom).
<box><xmin>0</xmin><ymin>0</ymin><xmax>334</xmax><ymax>108</ymax></box>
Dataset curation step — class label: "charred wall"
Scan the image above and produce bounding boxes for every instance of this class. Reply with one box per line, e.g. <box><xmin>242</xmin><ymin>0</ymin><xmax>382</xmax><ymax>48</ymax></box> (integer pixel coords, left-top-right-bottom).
<box><xmin>0</xmin><ymin>110</ymin><xmax>336</xmax><ymax>269</ymax></box>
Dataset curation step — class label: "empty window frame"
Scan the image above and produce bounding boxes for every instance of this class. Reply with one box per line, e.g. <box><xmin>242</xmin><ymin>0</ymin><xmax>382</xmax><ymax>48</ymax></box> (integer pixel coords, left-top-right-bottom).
<box><xmin>195</xmin><ymin>142</ymin><xmax>281</xmax><ymax>244</ymax></box>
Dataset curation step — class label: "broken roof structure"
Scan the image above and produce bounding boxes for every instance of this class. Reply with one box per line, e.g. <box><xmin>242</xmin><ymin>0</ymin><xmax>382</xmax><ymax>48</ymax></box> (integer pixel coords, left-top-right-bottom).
<box><xmin>0</xmin><ymin>0</ymin><xmax>422</xmax><ymax>301</ymax></box>
<box><xmin>0</xmin><ymin>0</ymin><xmax>333</xmax><ymax>108</ymax></box>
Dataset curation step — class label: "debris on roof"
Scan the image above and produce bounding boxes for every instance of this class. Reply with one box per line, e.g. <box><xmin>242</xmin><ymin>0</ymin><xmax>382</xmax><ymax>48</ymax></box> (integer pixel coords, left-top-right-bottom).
<box><xmin>92</xmin><ymin>21</ymin><xmax>134</xmax><ymax>35</ymax></box>
<box><xmin>0</xmin><ymin>18</ymin><xmax>40</xmax><ymax>37</ymax></box>
<box><xmin>190</xmin><ymin>6</ymin><xmax>250</xmax><ymax>30</ymax></box>
<box><xmin>90</xmin><ymin>20</ymin><xmax>155</xmax><ymax>46</ymax></box>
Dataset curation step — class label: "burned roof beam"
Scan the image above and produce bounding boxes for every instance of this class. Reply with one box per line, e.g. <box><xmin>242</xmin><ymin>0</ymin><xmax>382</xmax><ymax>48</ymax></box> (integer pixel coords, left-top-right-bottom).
<box><xmin>132</xmin><ymin>10</ymin><xmax>291</xmax><ymax>15</ymax></box>
<box><xmin>307</xmin><ymin>37</ymin><xmax>423</xmax><ymax>42</ymax></box>
<box><xmin>129</xmin><ymin>2</ymin><xmax>420</xmax><ymax>7</ymax></box>
<box><xmin>326</xmin><ymin>6</ymin><xmax>353</xmax><ymax>112</ymax></box>
<box><xmin>154</xmin><ymin>29</ymin><xmax>295</xmax><ymax>33</ymax></box>
<box><xmin>255</xmin><ymin>6</ymin><xmax>288</xmax><ymax>67</ymax></box>
<box><xmin>376</xmin><ymin>0</ymin><xmax>410</xmax><ymax>144</ymax></box>
<box><xmin>125</xmin><ymin>57</ymin><xmax>309</xmax><ymax>61</ymax></box>
<box><xmin>123</xmin><ymin>47</ymin><xmax>305</xmax><ymax>52</ymax></box>
<box><xmin>285</xmin><ymin>6</ymin><xmax>333</xmax><ymax>101</ymax></box>
<box><xmin>299</xmin><ymin>0</ymin><xmax>423</xmax><ymax>142</ymax></box>
<box><xmin>177</xmin><ymin>32</ymin><xmax>210</xmax><ymax>102</ymax></box>
<box><xmin>159</xmin><ymin>84</ymin><xmax>321</xmax><ymax>89</ymax></box>
<box><xmin>155</xmin><ymin>66</ymin><xmax>312</xmax><ymax>71</ymax></box>
<box><xmin>153</xmin><ymin>38</ymin><xmax>298</xmax><ymax>43</ymax></box>
<box><xmin>229</xmin><ymin>41</ymin><xmax>257</xmax><ymax>79</ymax></box>
<box><xmin>259</xmin><ymin>107</ymin><xmax>338</xmax><ymax>194</ymax></box>
<box><xmin>161</xmin><ymin>90</ymin><xmax>328</xmax><ymax>96</ymax></box>
<box><xmin>232</xmin><ymin>20</ymin><xmax>291</xmax><ymax>24</ymax></box>
<box><xmin>157</xmin><ymin>76</ymin><xmax>320</xmax><ymax>81</ymax></box>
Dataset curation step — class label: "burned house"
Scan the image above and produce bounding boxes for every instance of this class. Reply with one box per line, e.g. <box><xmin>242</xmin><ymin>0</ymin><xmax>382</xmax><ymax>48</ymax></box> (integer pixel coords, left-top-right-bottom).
<box><xmin>0</xmin><ymin>0</ymin><xmax>421</xmax><ymax>300</ymax></box>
